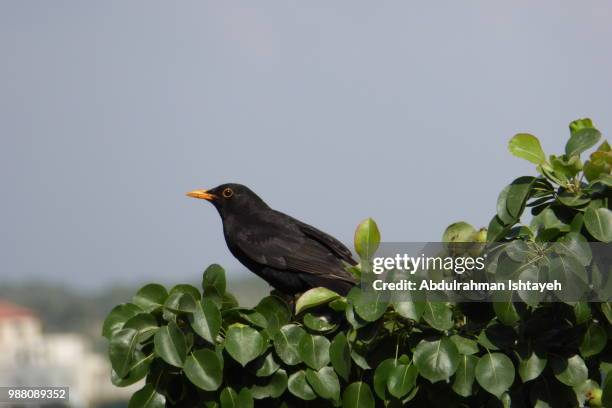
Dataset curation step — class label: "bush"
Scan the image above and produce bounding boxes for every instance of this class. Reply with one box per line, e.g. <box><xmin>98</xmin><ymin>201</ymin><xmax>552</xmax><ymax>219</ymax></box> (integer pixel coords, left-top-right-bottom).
<box><xmin>104</xmin><ymin>118</ymin><xmax>612</xmax><ymax>407</ymax></box>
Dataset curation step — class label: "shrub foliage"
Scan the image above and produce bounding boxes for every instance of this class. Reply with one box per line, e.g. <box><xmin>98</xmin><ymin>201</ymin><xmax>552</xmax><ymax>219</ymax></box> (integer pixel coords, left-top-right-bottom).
<box><xmin>104</xmin><ymin>118</ymin><xmax>612</xmax><ymax>407</ymax></box>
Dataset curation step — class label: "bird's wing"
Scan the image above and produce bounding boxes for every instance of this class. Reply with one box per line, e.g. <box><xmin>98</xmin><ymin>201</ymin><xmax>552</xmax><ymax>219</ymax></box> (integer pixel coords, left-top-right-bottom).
<box><xmin>276</xmin><ymin>212</ymin><xmax>357</xmax><ymax>266</ymax></box>
<box><xmin>234</xmin><ymin>225</ymin><xmax>356</xmax><ymax>284</ymax></box>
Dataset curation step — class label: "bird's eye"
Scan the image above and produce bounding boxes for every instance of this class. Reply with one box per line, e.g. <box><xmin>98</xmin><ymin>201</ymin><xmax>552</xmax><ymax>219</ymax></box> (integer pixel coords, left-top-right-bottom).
<box><xmin>222</xmin><ymin>188</ymin><xmax>234</xmax><ymax>198</ymax></box>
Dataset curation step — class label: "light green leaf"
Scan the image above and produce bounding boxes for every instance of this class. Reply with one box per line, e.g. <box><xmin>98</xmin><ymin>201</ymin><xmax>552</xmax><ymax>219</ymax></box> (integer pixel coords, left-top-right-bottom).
<box><xmin>475</xmin><ymin>353</ymin><xmax>515</xmax><ymax>398</ymax></box>
<box><xmin>518</xmin><ymin>352</ymin><xmax>546</xmax><ymax>383</ymax></box>
<box><xmin>413</xmin><ymin>336</ymin><xmax>460</xmax><ymax>383</ymax></box>
<box><xmin>288</xmin><ymin>370</ymin><xmax>316</xmax><ymax>401</ymax></box>
<box><xmin>190</xmin><ymin>299</ymin><xmax>221</xmax><ymax>344</ymax></box>
<box><xmin>109</xmin><ymin>328</ymin><xmax>139</xmax><ymax>378</ymax></box>
<box><xmin>102</xmin><ymin>303</ymin><xmax>143</xmax><ymax>339</ymax></box>
<box><xmin>154</xmin><ymin>322</ymin><xmax>187</xmax><ymax>368</ymax></box>
<box><xmin>329</xmin><ymin>332</ymin><xmax>351</xmax><ymax>381</ymax></box>
<box><xmin>342</xmin><ymin>382</ymin><xmax>375</xmax><ymax>408</ymax></box>
<box><xmin>584</xmin><ymin>207</ymin><xmax>612</xmax><ymax>243</ymax></box>
<box><xmin>184</xmin><ymin>349</ymin><xmax>223</xmax><ymax>391</ymax></box>
<box><xmin>306</xmin><ymin>366</ymin><xmax>340</xmax><ymax>401</ymax></box>
<box><xmin>250</xmin><ymin>369</ymin><xmax>287</xmax><ymax>399</ymax></box>
<box><xmin>452</xmin><ymin>354</ymin><xmax>478</xmax><ymax>398</ymax></box>
<box><xmin>566</xmin><ymin>128</ymin><xmax>601</xmax><ymax>157</ymax></box>
<box><xmin>225</xmin><ymin>324</ymin><xmax>264</xmax><ymax>367</ymax></box>
<box><xmin>123</xmin><ymin>313</ymin><xmax>159</xmax><ymax>342</ymax></box>
<box><xmin>422</xmin><ymin>302</ymin><xmax>453</xmax><ymax>331</ymax></box>
<box><xmin>133</xmin><ymin>284</ymin><xmax>168</xmax><ymax>312</ymax></box>
<box><xmin>579</xmin><ymin>324</ymin><xmax>607</xmax><ymax>357</ymax></box>
<box><xmin>552</xmin><ymin>355</ymin><xmax>588</xmax><ymax>387</ymax></box>
<box><xmin>273</xmin><ymin>324</ymin><xmax>306</xmax><ymax>365</ymax></box>
<box><xmin>295</xmin><ymin>287</ymin><xmax>340</xmax><ymax>315</ymax></box>
<box><xmin>354</xmin><ymin>218</ymin><xmax>381</xmax><ymax>259</ymax></box>
<box><xmin>128</xmin><ymin>384</ymin><xmax>165</xmax><ymax>408</ymax></box>
<box><xmin>450</xmin><ymin>335</ymin><xmax>479</xmax><ymax>355</ymax></box>
<box><xmin>387</xmin><ymin>362</ymin><xmax>418</xmax><ymax>399</ymax></box>
<box><xmin>509</xmin><ymin>133</ymin><xmax>546</xmax><ymax>164</ymax></box>
<box><xmin>298</xmin><ymin>334</ymin><xmax>330</xmax><ymax>370</ymax></box>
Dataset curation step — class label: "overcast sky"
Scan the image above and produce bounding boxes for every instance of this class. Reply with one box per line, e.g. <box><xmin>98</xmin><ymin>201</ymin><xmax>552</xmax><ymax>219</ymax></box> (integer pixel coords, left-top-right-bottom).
<box><xmin>1</xmin><ymin>2</ymin><xmax>611</xmax><ymax>289</ymax></box>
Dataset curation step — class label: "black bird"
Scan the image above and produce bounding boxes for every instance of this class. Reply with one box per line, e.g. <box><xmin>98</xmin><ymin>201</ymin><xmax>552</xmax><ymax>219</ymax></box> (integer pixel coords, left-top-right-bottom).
<box><xmin>187</xmin><ymin>183</ymin><xmax>357</xmax><ymax>295</ymax></box>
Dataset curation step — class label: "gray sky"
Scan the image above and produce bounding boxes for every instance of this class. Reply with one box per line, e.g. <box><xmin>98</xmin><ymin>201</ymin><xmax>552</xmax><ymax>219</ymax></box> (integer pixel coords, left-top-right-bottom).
<box><xmin>1</xmin><ymin>1</ymin><xmax>611</xmax><ymax>289</ymax></box>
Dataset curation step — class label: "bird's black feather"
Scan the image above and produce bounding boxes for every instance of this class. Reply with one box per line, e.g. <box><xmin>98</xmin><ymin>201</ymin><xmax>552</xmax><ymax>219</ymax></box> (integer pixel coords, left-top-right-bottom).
<box><xmin>194</xmin><ymin>183</ymin><xmax>358</xmax><ymax>295</ymax></box>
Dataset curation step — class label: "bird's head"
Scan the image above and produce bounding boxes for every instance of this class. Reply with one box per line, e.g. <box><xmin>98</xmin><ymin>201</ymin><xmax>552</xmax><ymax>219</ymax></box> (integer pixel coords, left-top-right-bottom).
<box><xmin>186</xmin><ymin>183</ymin><xmax>268</xmax><ymax>217</ymax></box>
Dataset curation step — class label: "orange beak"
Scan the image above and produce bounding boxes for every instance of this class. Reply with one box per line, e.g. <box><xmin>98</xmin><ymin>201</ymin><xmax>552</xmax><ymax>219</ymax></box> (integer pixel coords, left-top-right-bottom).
<box><xmin>186</xmin><ymin>189</ymin><xmax>216</xmax><ymax>201</ymax></box>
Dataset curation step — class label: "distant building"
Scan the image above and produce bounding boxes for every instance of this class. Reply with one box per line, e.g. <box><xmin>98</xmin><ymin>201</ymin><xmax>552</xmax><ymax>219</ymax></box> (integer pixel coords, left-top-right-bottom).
<box><xmin>0</xmin><ymin>300</ymin><xmax>137</xmax><ymax>408</ymax></box>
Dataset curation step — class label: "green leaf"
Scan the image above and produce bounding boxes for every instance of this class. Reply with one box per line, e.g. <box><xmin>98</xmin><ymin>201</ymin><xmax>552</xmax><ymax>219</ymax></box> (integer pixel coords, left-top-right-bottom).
<box><xmin>330</xmin><ymin>332</ymin><xmax>351</xmax><ymax>381</ymax></box>
<box><xmin>387</xmin><ymin>363</ymin><xmax>418</xmax><ymax>399</ymax></box>
<box><xmin>422</xmin><ymin>302</ymin><xmax>453</xmax><ymax>331</ymax></box>
<box><xmin>225</xmin><ymin>324</ymin><xmax>264</xmax><ymax>367</ymax></box>
<box><xmin>164</xmin><ymin>291</ymin><xmax>197</xmax><ymax>313</ymax></box>
<box><xmin>253</xmin><ymin>350</ymin><xmax>280</xmax><ymax>377</ymax></box>
<box><xmin>373</xmin><ymin>358</ymin><xmax>398</xmax><ymax>400</ymax></box>
<box><xmin>306</xmin><ymin>367</ymin><xmax>341</xmax><ymax>401</ymax></box>
<box><xmin>584</xmin><ymin>207</ymin><xmax>612</xmax><ymax>242</ymax></box>
<box><xmin>169</xmin><ymin>284</ymin><xmax>201</xmax><ymax>301</ymax></box>
<box><xmin>220</xmin><ymin>387</ymin><xmax>239</xmax><ymax>408</ymax></box>
<box><xmin>342</xmin><ymin>382</ymin><xmax>375</xmax><ymax>408</ymax></box>
<box><xmin>255</xmin><ymin>295</ymin><xmax>291</xmax><ymax>335</ymax></box>
<box><xmin>579</xmin><ymin>324</ymin><xmax>607</xmax><ymax>357</ymax></box>
<box><xmin>552</xmin><ymin>355</ymin><xmax>588</xmax><ymax>387</ymax></box>
<box><xmin>349</xmin><ymin>287</ymin><xmax>389</xmax><ymax>322</ymax></box>
<box><xmin>250</xmin><ymin>369</ymin><xmax>287</xmax><ymax>399</ymax></box>
<box><xmin>273</xmin><ymin>324</ymin><xmax>306</xmax><ymax>365</ymax></box>
<box><xmin>203</xmin><ymin>264</ymin><xmax>226</xmax><ymax>294</ymax></box>
<box><xmin>102</xmin><ymin>303</ymin><xmax>142</xmax><ymax>339</ymax></box>
<box><xmin>184</xmin><ymin>349</ymin><xmax>223</xmax><ymax>391</ymax></box>
<box><xmin>111</xmin><ymin>351</ymin><xmax>153</xmax><ymax>387</ymax></box>
<box><xmin>237</xmin><ymin>389</ymin><xmax>253</xmax><ymax>408</ymax></box>
<box><xmin>123</xmin><ymin>313</ymin><xmax>159</xmax><ymax>342</ymax></box>
<box><xmin>496</xmin><ymin>185</ymin><xmax>516</xmax><ymax>225</ymax></box>
<box><xmin>133</xmin><ymin>284</ymin><xmax>168</xmax><ymax>312</ymax></box>
<box><xmin>354</xmin><ymin>218</ymin><xmax>381</xmax><ymax>259</ymax></box>
<box><xmin>190</xmin><ymin>299</ymin><xmax>221</xmax><ymax>344</ymax></box>
<box><xmin>565</xmin><ymin>128</ymin><xmax>601</xmax><ymax>157</ymax></box>
<box><xmin>109</xmin><ymin>328</ymin><xmax>139</xmax><ymax>378</ymax></box>
<box><xmin>557</xmin><ymin>190</ymin><xmax>590</xmax><ymax>207</ymax></box>
<box><xmin>475</xmin><ymin>353</ymin><xmax>515</xmax><ymax>398</ymax></box>
<box><xmin>506</xmin><ymin>176</ymin><xmax>536</xmax><ymax>220</ymax></box>
<box><xmin>295</xmin><ymin>287</ymin><xmax>340</xmax><ymax>315</ymax></box>
<box><xmin>288</xmin><ymin>370</ymin><xmax>316</xmax><ymax>401</ymax></box>
<box><xmin>128</xmin><ymin>384</ymin><xmax>165</xmax><ymax>408</ymax></box>
<box><xmin>509</xmin><ymin>133</ymin><xmax>546</xmax><ymax>164</ymax></box>
<box><xmin>550</xmin><ymin>154</ymin><xmax>583</xmax><ymax>179</ymax></box>
<box><xmin>493</xmin><ymin>301</ymin><xmax>520</xmax><ymax>326</ymax></box>
<box><xmin>298</xmin><ymin>334</ymin><xmax>331</xmax><ymax>370</ymax></box>
<box><xmin>569</xmin><ymin>118</ymin><xmax>594</xmax><ymax>134</ymax></box>
<box><xmin>393</xmin><ymin>300</ymin><xmax>425</xmax><ymax>321</ymax></box>
<box><xmin>549</xmin><ymin>255</ymin><xmax>588</xmax><ymax>302</ymax></box>
<box><xmin>452</xmin><ymin>354</ymin><xmax>478</xmax><ymax>398</ymax></box>
<box><xmin>303</xmin><ymin>312</ymin><xmax>337</xmax><ymax>332</ymax></box>
<box><xmin>450</xmin><ymin>335</ymin><xmax>479</xmax><ymax>355</ymax></box>
<box><xmin>556</xmin><ymin>232</ymin><xmax>592</xmax><ymax>266</ymax></box>
<box><xmin>413</xmin><ymin>336</ymin><xmax>460</xmax><ymax>383</ymax></box>
<box><xmin>154</xmin><ymin>322</ymin><xmax>187</xmax><ymax>367</ymax></box>
<box><xmin>487</xmin><ymin>215</ymin><xmax>513</xmax><ymax>242</ymax></box>
<box><xmin>518</xmin><ymin>352</ymin><xmax>546</xmax><ymax>383</ymax></box>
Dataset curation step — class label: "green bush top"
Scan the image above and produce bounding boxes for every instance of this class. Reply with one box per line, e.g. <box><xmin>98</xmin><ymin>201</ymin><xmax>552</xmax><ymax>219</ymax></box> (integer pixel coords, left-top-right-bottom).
<box><xmin>104</xmin><ymin>118</ymin><xmax>612</xmax><ymax>407</ymax></box>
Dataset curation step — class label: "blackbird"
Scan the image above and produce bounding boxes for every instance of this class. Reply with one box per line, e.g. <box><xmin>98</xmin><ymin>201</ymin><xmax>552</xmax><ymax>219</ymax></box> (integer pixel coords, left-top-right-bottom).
<box><xmin>187</xmin><ymin>183</ymin><xmax>357</xmax><ymax>295</ymax></box>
